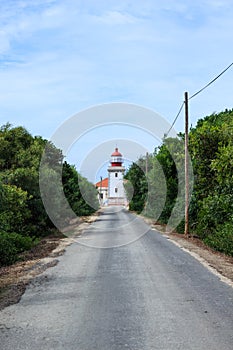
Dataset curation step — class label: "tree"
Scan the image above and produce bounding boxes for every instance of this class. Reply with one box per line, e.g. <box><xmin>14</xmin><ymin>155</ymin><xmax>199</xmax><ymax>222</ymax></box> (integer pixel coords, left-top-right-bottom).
<box><xmin>124</xmin><ymin>161</ymin><xmax>147</xmax><ymax>213</ymax></box>
<box><xmin>0</xmin><ymin>124</ymin><xmax>33</xmax><ymax>170</ymax></box>
<box><xmin>0</xmin><ymin>183</ymin><xmax>31</xmax><ymax>233</ymax></box>
<box><xmin>0</xmin><ymin>123</ymin><xmax>100</xmax><ymax>265</ymax></box>
<box><xmin>187</xmin><ymin>110</ymin><xmax>233</xmax><ymax>254</ymax></box>
<box><xmin>62</xmin><ymin>162</ymin><xmax>99</xmax><ymax>216</ymax></box>
<box><xmin>124</xmin><ymin>109</ymin><xmax>233</xmax><ymax>255</ymax></box>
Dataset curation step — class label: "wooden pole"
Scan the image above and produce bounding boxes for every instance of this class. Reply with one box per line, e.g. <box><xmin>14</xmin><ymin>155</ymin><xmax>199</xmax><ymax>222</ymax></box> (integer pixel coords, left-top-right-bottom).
<box><xmin>100</xmin><ymin>176</ymin><xmax>103</xmax><ymax>205</ymax></box>
<box><xmin>145</xmin><ymin>152</ymin><xmax>149</xmax><ymax>176</ymax></box>
<box><xmin>184</xmin><ymin>92</ymin><xmax>189</xmax><ymax>236</ymax></box>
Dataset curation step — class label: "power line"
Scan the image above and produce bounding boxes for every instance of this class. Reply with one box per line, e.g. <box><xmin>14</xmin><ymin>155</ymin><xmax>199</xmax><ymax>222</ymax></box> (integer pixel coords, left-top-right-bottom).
<box><xmin>165</xmin><ymin>62</ymin><xmax>233</xmax><ymax>137</ymax></box>
<box><xmin>165</xmin><ymin>101</ymin><xmax>184</xmax><ymax>137</ymax></box>
<box><xmin>189</xmin><ymin>62</ymin><xmax>233</xmax><ymax>100</ymax></box>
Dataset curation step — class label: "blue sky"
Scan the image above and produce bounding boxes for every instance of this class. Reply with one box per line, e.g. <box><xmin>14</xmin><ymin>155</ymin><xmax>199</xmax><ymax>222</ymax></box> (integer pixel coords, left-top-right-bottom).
<box><xmin>0</xmin><ymin>0</ymin><xmax>232</xmax><ymax>181</ymax></box>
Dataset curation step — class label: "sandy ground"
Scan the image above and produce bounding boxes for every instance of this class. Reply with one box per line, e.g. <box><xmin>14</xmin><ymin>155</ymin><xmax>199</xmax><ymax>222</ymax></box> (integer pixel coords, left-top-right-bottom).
<box><xmin>1</xmin><ymin>211</ymin><xmax>232</xmax><ymax>310</ymax></box>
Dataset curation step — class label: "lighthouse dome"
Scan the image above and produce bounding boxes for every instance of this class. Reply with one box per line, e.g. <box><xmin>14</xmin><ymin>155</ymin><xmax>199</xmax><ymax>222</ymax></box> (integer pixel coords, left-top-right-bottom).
<box><xmin>111</xmin><ymin>148</ymin><xmax>122</xmax><ymax>157</ymax></box>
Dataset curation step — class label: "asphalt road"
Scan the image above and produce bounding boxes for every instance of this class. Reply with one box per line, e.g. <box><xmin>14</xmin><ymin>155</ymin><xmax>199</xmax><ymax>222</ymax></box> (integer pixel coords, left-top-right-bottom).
<box><xmin>0</xmin><ymin>207</ymin><xmax>233</xmax><ymax>350</ymax></box>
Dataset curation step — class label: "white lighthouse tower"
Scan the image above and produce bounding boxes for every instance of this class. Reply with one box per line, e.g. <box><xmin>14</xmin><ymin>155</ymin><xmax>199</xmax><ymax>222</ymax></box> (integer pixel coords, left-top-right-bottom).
<box><xmin>108</xmin><ymin>147</ymin><xmax>127</xmax><ymax>206</ymax></box>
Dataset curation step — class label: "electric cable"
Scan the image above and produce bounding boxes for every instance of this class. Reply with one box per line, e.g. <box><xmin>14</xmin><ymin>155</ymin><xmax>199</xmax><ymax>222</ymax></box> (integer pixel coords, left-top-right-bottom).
<box><xmin>189</xmin><ymin>62</ymin><xmax>233</xmax><ymax>100</ymax></box>
<box><xmin>165</xmin><ymin>101</ymin><xmax>184</xmax><ymax>137</ymax></box>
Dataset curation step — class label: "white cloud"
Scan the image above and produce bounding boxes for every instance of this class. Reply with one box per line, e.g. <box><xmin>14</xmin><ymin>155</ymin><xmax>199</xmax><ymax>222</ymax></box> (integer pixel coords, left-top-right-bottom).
<box><xmin>0</xmin><ymin>1</ymin><xmax>68</xmax><ymax>55</ymax></box>
<box><xmin>0</xmin><ymin>0</ymin><xmax>233</xmax><ymax>150</ymax></box>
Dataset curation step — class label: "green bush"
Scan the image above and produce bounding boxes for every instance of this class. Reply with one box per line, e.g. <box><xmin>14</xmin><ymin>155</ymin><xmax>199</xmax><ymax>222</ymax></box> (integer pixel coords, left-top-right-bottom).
<box><xmin>0</xmin><ymin>231</ymin><xmax>38</xmax><ymax>266</ymax></box>
<box><xmin>7</xmin><ymin>232</ymin><xmax>38</xmax><ymax>253</ymax></box>
<box><xmin>176</xmin><ymin>219</ymin><xmax>185</xmax><ymax>234</ymax></box>
<box><xmin>196</xmin><ymin>194</ymin><xmax>233</xmax><ymax>238</ymax></box>
<box><xmin>0</xmin><ymin>184</ymin><xmax>31</xmax><ymax>234</ymax></box>
<box><xmin>204</xmin><ymin>222</ymin><xmax>233</xmax><ymax>256</ymax></box>
<box><xmin>0</xmin><ymin>232</ymin><xmax>17</xmax><ymax>266</ymax></box>
<box><xmin>62</xmin><ymin>162</ymin><xmax>99</xmax><ymax>217</ymax></box>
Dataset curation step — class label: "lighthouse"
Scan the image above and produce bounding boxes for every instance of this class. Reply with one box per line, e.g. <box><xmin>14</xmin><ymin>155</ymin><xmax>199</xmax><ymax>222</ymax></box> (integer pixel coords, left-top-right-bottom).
<box><xmin>108</xmin><ymin>147</ymin><xmax>127</xmax><ymax>206</ymax></box>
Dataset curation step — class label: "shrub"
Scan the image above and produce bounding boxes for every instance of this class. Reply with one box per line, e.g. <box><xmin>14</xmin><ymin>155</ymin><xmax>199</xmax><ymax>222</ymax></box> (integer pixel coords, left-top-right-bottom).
<box><xmin>7</xmin><ymin>232</ymin><xmax>38</xmax><ymax>253</ymax></box>
<box><xmin>0</xmin><ymin>184</ymin><xmax>31</xmax><ymax>233</ymax></box>
<box><xmin>0</xmin><ymin>232</ymin><xmax>17</xmax><ymax>266</ymax></box>
<box><xmin>204</xmin><ymin>222</ymin><xmax>233</xmax><ymax>256</ymax></box>
<box><xmin>0</xmin><ymin>231</ymin><xmax>38</xmax><ymax>266</ymax></box>
<box><xmin>196</xmin><ymin>194</ymin><xmax>233</xmax><ymax>238</ymax></box>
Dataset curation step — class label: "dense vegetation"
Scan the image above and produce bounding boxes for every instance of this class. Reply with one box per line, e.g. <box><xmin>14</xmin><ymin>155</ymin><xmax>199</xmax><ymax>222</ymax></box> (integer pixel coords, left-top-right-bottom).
<box><xmin>0</xmin><ymin>124</ymin><xmax>98</xmax><ymax>266</ymax></box>
<box><xmin>125</xmin><ymin>109</ymin><xmax>233</xmax><ymax>256</ymax></box>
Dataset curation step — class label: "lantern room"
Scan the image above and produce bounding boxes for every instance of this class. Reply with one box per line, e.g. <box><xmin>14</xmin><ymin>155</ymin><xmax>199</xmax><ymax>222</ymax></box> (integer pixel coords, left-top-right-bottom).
<box><xmin>111</xmin><ymin>147</ymin><xmax>123</xmax><ymax>166</ymax></box>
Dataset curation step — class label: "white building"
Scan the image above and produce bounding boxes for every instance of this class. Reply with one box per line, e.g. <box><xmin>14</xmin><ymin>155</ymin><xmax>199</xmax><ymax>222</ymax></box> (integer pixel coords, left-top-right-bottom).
<box><xmin>95</xmin><ymin>177</ymin><xmax>108</xmax><ymax>206</ymax></box>
<box><xmin>95</xmin><ymin>147</ymin><xmax>128</xmax><ymax>206</ymax></box>
<box><xmin>107</xmin><ymin>147</ymin><xmax>127</xmax><ymax>206</ymax></box>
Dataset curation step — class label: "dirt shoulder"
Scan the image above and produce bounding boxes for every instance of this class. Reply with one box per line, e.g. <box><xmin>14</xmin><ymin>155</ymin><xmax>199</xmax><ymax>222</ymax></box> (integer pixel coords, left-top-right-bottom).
<box><xmin>142</xmin><ymin>216</ymin><xmax>233</xmax><ymax>287</ymax></box>
<box><xmin>0</xmin><ymin>214</ymin><xmax>99</xmax><ymax>311</ymax></box>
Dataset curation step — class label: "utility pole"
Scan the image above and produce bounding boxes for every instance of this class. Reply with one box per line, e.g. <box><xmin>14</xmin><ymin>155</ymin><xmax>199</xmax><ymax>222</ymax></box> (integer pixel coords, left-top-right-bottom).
<box><xmin>184</xmin><ymin>92</ymin><xmax>189</xmax><ymax>236</ymax></box>
<box><xmin>100</xmin><ymin>176</ymin><xmax>103</xmax><ymax>206</ymax></box>
<box><xmin>145</xmin><ymin>152</ymin><xmax>149</xmax><ymax>176</ymax></box>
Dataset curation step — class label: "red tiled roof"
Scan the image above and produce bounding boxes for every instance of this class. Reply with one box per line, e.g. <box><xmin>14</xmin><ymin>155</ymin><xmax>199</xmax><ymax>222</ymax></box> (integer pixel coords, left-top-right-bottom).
<box><xmin>95</xmin><ymin>177</ymin><xmax>108</xmax><ymax>188</ymax></box>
